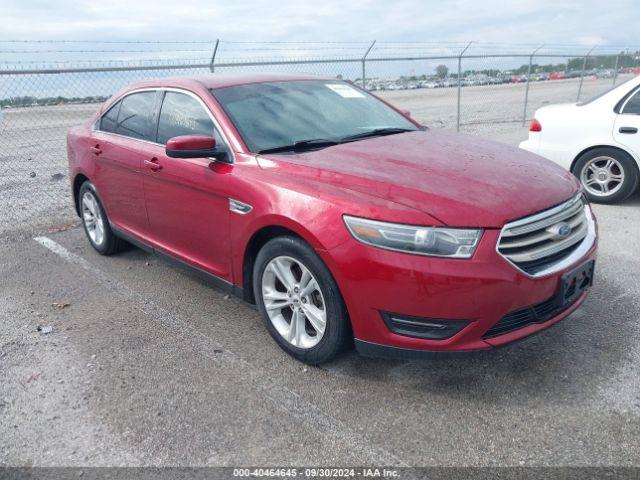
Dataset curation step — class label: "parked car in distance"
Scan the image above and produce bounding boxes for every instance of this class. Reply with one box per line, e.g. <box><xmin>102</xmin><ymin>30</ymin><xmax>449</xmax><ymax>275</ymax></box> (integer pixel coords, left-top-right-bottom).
<box><xmin>520</xmin><ymin>75</ymin><xmax>640</xmax><ymax>203</ymax></box>
<box><xmin>67</xmin><ymin>74</ymin><xmax>597</xmax><ymax>364</ymax></box>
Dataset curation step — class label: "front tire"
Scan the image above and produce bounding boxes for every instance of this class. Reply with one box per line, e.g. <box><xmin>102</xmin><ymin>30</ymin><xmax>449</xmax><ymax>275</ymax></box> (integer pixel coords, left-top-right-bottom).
<box><xmin>573</xmin><ymin>147</ymin><xmax>639</xmax><ymax>204</ymax></box>
<box><xmin>79</xmin><ymin>181</ymin><xmax>126</xmax><ymax>255</ymax></box>
<box><xmin>253</xmin><ymin>236</ymin><xmax>351</xmax><ymax>364</ymax></box>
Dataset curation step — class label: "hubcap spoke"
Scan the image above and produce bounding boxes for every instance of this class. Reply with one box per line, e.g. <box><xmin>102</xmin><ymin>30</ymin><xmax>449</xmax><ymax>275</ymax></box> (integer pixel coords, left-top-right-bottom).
<box><xmin>269</xmin><ymin>258</ymin><xmax>296</xmax><ymax>290</ymax></box>
<box><xmin>300</xmin><ymin>278</ymin><xmax>318</xmax><ymax>297</ymax></box>
<box><xmin>264</xmin><ymin>290</ymin><xmax>292</xmax><ymax>311</ymax></box>
<box><xmin>87</xmin><ymin>198</ymin><xmax>96</xmax><ymax>216</ymax></box>
<box><xmin>83</xmin><ymin>212</ymin><xmax>94</xmax><ymax>227</ymax></box>
<box><xmin>302</xmin><ymin>304</ymin><xmax>326</xmax><ymax>334</ymax></box>
<box><xmin>264</xmin><ymin>290</ymin><xmax>289</xmax><ymax>301</ymax></box>
<box><xmin>299</xmin><ymin>267</ymin><xmax>312</xmax><ymax>291</ymax></box>
<box><xmin>288</xmin><ymin>308</ymin><xmax>304</xmax><ymax>346</ymax></box>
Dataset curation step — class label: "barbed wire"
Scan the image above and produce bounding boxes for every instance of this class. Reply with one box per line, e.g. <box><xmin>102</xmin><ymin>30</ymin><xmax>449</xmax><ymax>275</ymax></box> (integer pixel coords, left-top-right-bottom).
<box><xmin>0</xmin><ymin>41</ymin><xmax>638</xmax><ymax>73</ymax></box>
<box><xmin>0</xmin><ymin>41</ymin><xmax>637</xmax><ymax>60</ymax></box>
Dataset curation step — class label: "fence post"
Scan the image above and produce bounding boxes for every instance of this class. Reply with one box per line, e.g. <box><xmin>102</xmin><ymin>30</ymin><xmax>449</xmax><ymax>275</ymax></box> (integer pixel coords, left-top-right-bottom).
<box><xmin>361</xmin><ymin>40</ymin><xmax>376</xmax><ymax>89</ymax></box>
<box><xmin>577</xmin><ymin>45</ymin><xmax>596</xmax><ymax>102</ymax></box>
<box><xmin>209</xmin><ymin>39</ymin><xmax>220</xmax><ymax>73</ymax></box>
<box><xmin>457</xmin><ymin>41</ymin><xmax>472</xmax><ymax>132</ymax></box>
<box><xmin>522</xmin><ymin>44</ymin><xmax>544</xmax><ymax>126</ymax></box>
<box><xmin>613</xmin><ymin>54</ymin><xmax>619</xmax><ymax>86</ymax></box>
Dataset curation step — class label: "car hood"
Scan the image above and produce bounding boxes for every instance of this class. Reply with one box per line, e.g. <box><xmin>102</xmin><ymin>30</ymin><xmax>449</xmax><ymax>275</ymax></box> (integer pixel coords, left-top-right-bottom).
<box><xmin>257</xmin><ymin>129</ymin><xmax>580</xmax><ymax>228</ymax></box>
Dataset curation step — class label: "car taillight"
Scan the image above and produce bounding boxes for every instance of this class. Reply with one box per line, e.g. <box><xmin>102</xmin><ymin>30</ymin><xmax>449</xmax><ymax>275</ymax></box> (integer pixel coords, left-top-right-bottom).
<box><xmin>529</xmin><ymin>118</ymin><xmax>542</xmax><ymax>132</ymax></box>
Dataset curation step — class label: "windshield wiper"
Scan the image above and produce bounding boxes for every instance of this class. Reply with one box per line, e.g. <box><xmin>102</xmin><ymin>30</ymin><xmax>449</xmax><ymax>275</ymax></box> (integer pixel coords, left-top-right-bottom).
<box><xmin>258</xmin><ymin>139</ymin><xmax>339</xmax><ymax>154</ymax></box>
<box><xmin>257</xmin><ymin>128</ymin><xmax>416</xmax><ymax>154</ymax></box>
<box><xmin>340</xmin><ymin>127</ymin><xmax>415</xmax><ymax>143</ymax></box>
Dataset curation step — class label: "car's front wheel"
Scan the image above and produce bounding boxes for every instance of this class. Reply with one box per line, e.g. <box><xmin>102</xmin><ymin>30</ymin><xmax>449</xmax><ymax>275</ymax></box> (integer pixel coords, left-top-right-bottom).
<box><xmin>253</xmin><ymin>236</ymin><xmax>351</xmax><ymax>364</ymax></box>
<box><xmin>573</xmin><ymin>147</ymin><xmax>639</xmax><ymax>204</ymax></box>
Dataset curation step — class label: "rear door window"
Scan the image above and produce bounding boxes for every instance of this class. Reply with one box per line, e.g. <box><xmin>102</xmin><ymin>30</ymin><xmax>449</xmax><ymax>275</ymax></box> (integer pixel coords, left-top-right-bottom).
<box><xmin>99</xmin><ymin>101</ymin><xmax>121</xmax><ymax>134</ymax></box>
<box><xmin>114</xmin><ymin>91</ymin><xmax>157</xmax><ymax>141</ymax></box>
<box><xmin>622</xmin><ymin>90</ymin><xmax>640</xmax><ymax>114</ymax></box>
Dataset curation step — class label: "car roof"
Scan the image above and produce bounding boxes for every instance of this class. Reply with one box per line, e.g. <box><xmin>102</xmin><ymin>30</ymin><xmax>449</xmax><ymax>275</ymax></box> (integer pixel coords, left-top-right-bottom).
<box><xmin>122</xmin><ymin>73</ymin><xmax>336</xmax><ymax>92</ymax></box>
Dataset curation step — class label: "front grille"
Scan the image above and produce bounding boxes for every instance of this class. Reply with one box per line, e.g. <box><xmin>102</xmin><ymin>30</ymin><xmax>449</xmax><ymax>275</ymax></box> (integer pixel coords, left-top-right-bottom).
<box><xmin>497</xmin><ymin>195</ymin><xmax>589</xmax><ymax>276</ymax></box>
<box><xmin>483</xmin><ymin>295</ymin><xmax>574</xmax><ymax>339</ymax></box>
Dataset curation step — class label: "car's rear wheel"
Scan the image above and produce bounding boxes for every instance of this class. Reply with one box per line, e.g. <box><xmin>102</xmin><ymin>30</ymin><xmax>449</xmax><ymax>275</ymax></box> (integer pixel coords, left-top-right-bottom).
<box><xmin>253</xmin><ymin>236</ymin><xmax>351</xmax><ymax>364</ymax></box>
<box><xmin>573</xmin><ymin>147</ymin><xmax>639</xmax><ymax>204</ymax></box>
<box><xmin>79</xmin><ymin>181</ymin><xmax>126</xmax><ymax>255</ymax></box>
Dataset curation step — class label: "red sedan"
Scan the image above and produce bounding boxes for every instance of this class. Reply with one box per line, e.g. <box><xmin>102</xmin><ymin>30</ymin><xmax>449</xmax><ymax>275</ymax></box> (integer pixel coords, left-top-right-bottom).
<box><xmin>67</xmin><ymin>74</ymin><xmax>598</xmax><ymax>364</ymax></box>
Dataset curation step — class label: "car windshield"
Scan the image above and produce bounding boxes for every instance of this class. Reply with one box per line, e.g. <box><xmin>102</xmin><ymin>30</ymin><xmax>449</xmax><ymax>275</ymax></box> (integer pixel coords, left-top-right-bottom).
<box><xmin>210</xmin><ymin>80</ymin><xmax>418</xmax><ymax>153</ymax></box>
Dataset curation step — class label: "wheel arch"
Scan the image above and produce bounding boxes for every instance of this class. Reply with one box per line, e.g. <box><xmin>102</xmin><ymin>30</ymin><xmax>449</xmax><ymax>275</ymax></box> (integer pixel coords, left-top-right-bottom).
<box><xmin>571</xmin><ymin>144</ymin><xmax>640</xmax><ymax>173</ymax></box>
<box><xmin>240</xmin><ymin>225</ymin><xmax>311</xmax><ymax>305</ymax></box>
<box><xmin>72</xmin><ymin>173</ymin><xmax>90</xmax><ymax>216</ymax></box>
<box><xmin>235</xmin><ymin>215</ymin><xmax>346</xmax><ymax>303</ymax></box>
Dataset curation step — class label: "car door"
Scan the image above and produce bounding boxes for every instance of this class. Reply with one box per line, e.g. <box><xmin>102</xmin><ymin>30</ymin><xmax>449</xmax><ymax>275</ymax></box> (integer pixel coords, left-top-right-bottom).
<box><xmin>613</xmin><ymin>87</ymin><xmax>640</xmax><ymax>158</ymax></box>
<box><xmin>91</xmin><ymin>90</ymin><xmax>158</xmax><ymax>238</ymax></box>
<box><xmin>141</xmin><ymin>89</ymin><xmax>233</xmax><ymax>281</ymax></box>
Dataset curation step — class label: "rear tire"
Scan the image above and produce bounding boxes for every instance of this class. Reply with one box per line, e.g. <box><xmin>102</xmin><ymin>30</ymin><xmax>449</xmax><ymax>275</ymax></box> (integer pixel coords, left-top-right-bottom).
<box><xmin>572</xmin><ymin>147</ymin><xmax>639</xmax><ymax>204</ymax></box>
<box><xmin>79</xmin><ymin>181</ymin><xmax>127</xmax><ymax>255</ymax></box>
<box><xmin>253</xmin><ymin>236</ymin><xmax>351</xmax><ymax>365</ymax></box>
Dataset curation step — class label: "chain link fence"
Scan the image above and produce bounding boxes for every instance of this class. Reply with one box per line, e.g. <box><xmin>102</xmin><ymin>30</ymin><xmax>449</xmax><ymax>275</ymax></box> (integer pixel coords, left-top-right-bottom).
<box><xmin>1</xmin><ymin>41</ymin><xmax>638</xmax><ymax>238</ymax></box>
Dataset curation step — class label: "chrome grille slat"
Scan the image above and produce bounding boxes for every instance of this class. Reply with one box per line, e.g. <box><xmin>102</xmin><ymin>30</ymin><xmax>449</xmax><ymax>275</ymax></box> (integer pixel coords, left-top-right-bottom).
<box><xmin>498</xmin><ymin>211</ymin><xmax>585</xmax><ymax>249</ymax></box>
<box><xmin>497</xmin><ymin>194</ymin><xmax>593</xmax><ymax>277</ymax></box>
<box><xmin>500</xmin><ymin>197</ymin><xmax>583</xmax><ymax>237</ymax></box>
<box><xmin>505</xmin><ymin>223</ymin><xmax>587</xmax><ymax>262</ymax></box>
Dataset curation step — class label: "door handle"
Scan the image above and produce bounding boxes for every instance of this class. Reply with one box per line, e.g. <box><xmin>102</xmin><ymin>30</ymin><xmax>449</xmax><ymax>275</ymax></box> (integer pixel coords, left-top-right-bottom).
<box><xmin>90</xmin><ymin>145</ymin><xmax>102</xmax><ymax>155</ymax></box>
<box><xmin>144</xmin><ymin>157</ymin><xmax>162</xmax><ymax>171</ymax></box>
<box><xmin>619</xmin><ymin>126</ymin><xmax>638</xmax><ymax>134</ymax></box>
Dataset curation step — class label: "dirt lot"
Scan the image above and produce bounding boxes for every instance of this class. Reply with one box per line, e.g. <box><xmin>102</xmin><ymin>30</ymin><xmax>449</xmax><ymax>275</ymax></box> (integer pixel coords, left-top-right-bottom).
<box><xmin>1</xmin><ymin>75</ymin><xmax>639</xmax><ymax>470</ymax></box>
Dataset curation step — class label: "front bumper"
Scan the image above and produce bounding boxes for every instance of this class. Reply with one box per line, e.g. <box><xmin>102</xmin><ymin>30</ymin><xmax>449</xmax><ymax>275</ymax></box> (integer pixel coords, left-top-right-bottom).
<box><xmin>320</xmin><ymin>221</ymin><xmax>597</xmax><ymax>355</ymax></box>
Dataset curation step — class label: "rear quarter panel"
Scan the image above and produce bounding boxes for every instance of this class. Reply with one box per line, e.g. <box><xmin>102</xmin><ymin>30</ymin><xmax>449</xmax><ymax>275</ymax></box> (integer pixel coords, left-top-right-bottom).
<box><xmin>533</xmin><ymin>103</ymin><xmax>618</xmax><ymax>170</ymax></box>
<box><xmin>67</xmin><ymin>124</ymin><xmax>95</xmax><ymax>210</ymax></box>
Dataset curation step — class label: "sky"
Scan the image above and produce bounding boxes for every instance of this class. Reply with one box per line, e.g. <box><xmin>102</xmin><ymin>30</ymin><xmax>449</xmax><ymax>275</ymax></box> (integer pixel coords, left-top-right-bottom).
<box><xmin>0</xmin><ymin>0</ymin><xmax>639</xmax><ymax>49</ymax></box>
<box><xmin>1</xmin><ymin>0</ymin><xmax>639</xmax><ymax>98</ymax></box>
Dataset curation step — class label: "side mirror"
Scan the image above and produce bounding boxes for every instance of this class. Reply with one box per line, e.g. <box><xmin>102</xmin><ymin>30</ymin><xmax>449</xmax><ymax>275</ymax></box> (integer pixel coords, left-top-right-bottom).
<box><xmin>165</xmin><ymin>135</ymin><xmax>228</xmax><ymax>162</ymax></box>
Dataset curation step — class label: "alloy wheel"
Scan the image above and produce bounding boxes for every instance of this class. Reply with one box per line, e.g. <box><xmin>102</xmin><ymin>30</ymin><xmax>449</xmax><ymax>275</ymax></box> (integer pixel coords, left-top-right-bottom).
<box><xmin>261</xmin><ymin>255</ymin><xmax>327</xmax><ymax>349</ymax></box>
<box><xmin>580</xmin><ymin>155</ymin><xmax>625</xmax><ymax>197</ymax></box>
<box><xmin>81</xmin><ymin>191</ymin><xmax>105</xmax><ymax>246</ymax></box>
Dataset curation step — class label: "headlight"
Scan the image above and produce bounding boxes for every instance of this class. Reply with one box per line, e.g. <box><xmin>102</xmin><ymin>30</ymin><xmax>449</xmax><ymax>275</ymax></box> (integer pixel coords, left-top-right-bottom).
<box><xmin>343</xmin><ymin>215</ymin><xmax>482</xmax><ymax>258</ymax></box>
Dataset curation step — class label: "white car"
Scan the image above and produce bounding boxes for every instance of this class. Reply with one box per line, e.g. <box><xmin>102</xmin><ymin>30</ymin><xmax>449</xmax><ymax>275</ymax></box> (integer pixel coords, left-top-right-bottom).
<box><xmin>520</xmin><ymin>76</ymin><xmax>640</xmax><ymax>203</ymax></box>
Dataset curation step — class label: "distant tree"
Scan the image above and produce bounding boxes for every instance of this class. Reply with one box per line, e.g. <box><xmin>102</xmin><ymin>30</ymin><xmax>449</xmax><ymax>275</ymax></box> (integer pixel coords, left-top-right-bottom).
<box><xmin>435</xmin><ymin>64</ymin><xmax>449</xmax><ymax>79</ymax></box>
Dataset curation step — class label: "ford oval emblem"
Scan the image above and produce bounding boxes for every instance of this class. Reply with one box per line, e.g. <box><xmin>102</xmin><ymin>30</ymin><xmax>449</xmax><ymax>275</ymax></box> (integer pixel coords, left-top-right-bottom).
<box><xmin>547</xmin><ymin>221</ymin><xmax>571</xmax><ymax>239</ymax></box>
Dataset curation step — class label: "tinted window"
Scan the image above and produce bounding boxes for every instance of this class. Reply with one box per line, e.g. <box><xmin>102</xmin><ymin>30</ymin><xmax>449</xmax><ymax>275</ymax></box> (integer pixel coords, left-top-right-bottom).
<box><xmin>115</xmin><ymin>91</ymin><xmax>156</xmax><ymax>141</ymax></box>
<box><xmin>157</xmin><ymin>92</ymin><xmax>217</xmax><ymax>145</ymax></box>
<box><xmin>211</xmin><ymin>80</ymin><xmax>417</xmax><ymax>153</ymax></box>
<box><xmin>623</xmin><ymin>90</ymin><xmax>640</xmax><ymax>114</ymax></box>
<box><xmin>99</xmin><ymin>100</ymin><xmax>121</xmax><ymax>134</ymax></box>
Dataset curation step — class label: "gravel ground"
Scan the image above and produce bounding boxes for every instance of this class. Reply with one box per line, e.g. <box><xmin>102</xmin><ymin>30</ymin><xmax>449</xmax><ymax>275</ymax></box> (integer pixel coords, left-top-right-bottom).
<box><xmin>1</xmin><ymin>74</ymin><xmax>639</xmax><ymax>471</ymax></box>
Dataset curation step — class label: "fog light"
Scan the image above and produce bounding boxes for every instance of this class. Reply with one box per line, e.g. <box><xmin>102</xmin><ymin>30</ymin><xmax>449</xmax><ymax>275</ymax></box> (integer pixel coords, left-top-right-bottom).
<box><xmin>381</xmin><ymin>312</ymin><xmax>470</xmax><ymax>340</ymax></box>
